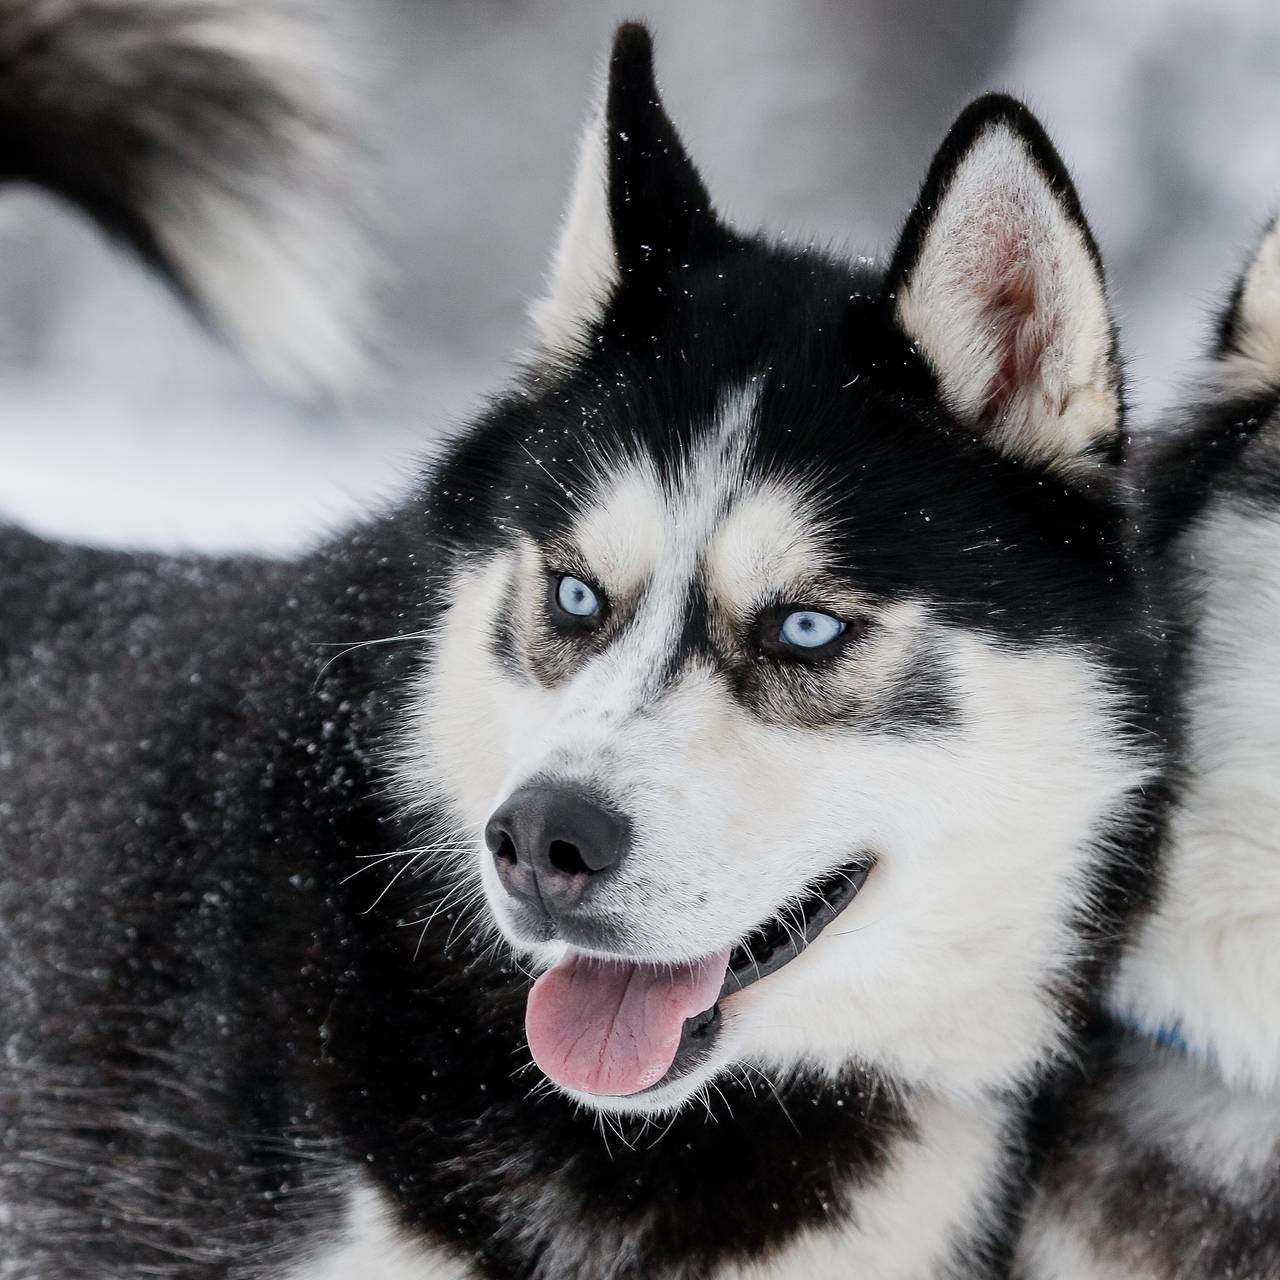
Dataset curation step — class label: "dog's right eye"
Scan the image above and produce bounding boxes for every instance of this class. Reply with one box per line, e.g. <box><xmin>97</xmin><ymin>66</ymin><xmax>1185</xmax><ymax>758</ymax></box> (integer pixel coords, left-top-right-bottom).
<box><xmin>551</xmin><ymin>574</ymin><xmax>605</xmax><ymax>626</ymax></box>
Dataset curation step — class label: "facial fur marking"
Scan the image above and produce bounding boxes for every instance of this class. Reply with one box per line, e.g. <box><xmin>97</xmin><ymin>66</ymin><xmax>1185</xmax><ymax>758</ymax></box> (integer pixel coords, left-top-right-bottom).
<box><xmin>704</xmin><ymin>481</ymin><xmax>834</xmax><ymax>615</ymax></box>
<box><xmin>861</xmin><ymin>641</ymin><xmax>959</xmax><ymax>738</ymax></box>
<box><xmin>570</xmin><ymin>463</ymin><xmax>667</xmax><ymax>598</ymax></box>
<box><xmin>512</xmin><ymin>381</ymin><xmax>766</xmax><ymax>694</ymax></box>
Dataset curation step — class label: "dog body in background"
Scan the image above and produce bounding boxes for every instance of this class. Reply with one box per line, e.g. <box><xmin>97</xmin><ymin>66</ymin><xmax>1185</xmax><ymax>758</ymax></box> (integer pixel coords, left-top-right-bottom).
<box><xmin>1018</xmin><ymin>220</ymin><xmax>1280</xmax><ymax>1280</ymax></box>
<box><xmin>1</xmin><ymin>9</ymin><xmax>1168</xmax><ymax>1278</ymax></box>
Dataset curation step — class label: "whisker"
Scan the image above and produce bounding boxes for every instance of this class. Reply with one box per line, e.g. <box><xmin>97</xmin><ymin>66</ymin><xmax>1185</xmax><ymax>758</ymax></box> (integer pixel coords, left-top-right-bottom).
<box><xmin>442</xmin><ymin>887</ymin><xmax>492</xmax><ymax>953</ymax></box>
<box><xmin>406</xmin><ymin>878</ymin><xmax>487</xmax><ymax>959</ymax></box>
<box><xmin>312</xmin><ymin>630</ymin><xmax>430</xmax><ymax>689</ymax></box>
<box><xmin>706</xmin><ymin>1077</ymin><xmax>735</xmax><ymax>1124</ymax></box>
<box><xmin>360</xmin><ymin>850</ymin><xmax>428</xmax><ymax>915</ymax></box>
<box><xmin>341</xmin><ymin>844</ymin><xmax>451</xmax><ymax>884</ymax></box>
<box><xmin>827</xmin><ymin>914</ymin><xmax>888</xmax><ymax>939</ymax></box>
<box><xmin>643</xmin><ymin>1108</ymin><xmax>681</xmax><ymax>1150</ymax></box>
<box><xmin>739</xmin><ymin>1061</ymin><xmax>800</xmax><ymax>1136</ymax></box>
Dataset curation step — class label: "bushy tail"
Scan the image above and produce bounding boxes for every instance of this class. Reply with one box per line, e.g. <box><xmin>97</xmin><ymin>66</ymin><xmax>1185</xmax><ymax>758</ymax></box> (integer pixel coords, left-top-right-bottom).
<box><xmin>0</xmin><ymin>0</ymin><xmax>371</xmax><ymax>396</ymax></box>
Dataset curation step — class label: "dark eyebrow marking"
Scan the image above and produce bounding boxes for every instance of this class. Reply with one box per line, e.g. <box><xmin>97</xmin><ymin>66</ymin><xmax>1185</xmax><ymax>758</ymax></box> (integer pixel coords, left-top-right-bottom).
<box><xmin>649</xmin><ymin>576</ymin><xmax>716</xmax><ymax>691</ymax></box>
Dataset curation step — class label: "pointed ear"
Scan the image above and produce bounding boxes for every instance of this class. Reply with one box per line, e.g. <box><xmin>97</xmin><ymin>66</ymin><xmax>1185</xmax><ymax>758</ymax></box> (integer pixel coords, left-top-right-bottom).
<box><xmin>1214</xmin><ymin>214</ymin><xmax>1280</xmax><ymax>392</ymax></box>
<box><xmin>529</xmin><ymin>23</ymin><xmax>725</xmax><ymax>360</ymax></box>
<box><xmin>886</xmin><ymin>95</ymin><xmax>1122</xmax><ymax>479</ymax></box>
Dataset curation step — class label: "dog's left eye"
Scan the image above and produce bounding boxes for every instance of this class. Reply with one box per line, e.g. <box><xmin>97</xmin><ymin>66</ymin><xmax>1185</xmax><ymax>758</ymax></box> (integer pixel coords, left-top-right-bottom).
<box><xmin>779</xmin><ymin>610</ymin><xmax>845</xmax><ymax>650</ymax></box>
<box><xmin>758</xmin><ymin>607</ymin><xmax>852</xmax><ymax>661</ymax></box>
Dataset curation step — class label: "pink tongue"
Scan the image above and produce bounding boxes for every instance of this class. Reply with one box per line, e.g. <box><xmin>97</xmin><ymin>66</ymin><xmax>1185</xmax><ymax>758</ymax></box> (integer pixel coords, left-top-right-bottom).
<box><xmin>526</xmin><ymin>949</ymin><xmax>731</xmax><ymax>1096</ymax></box>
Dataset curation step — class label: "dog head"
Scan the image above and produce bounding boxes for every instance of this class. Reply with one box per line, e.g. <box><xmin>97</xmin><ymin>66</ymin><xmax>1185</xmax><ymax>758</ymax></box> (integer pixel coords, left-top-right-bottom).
<box><xmin>400</xmin><ymin>25</ymin><xmax>1162</xmax><ymax>1116</ymax></box>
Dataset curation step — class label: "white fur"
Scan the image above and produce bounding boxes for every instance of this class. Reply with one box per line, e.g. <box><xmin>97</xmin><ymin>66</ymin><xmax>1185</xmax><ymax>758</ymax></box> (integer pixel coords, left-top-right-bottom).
<box><xmin>571</xmin><ymin>463</ymin><xmax>671</xmax><ymax>598</ymax></box>
<box><xmin>280</xmin><ymin>1173</ymin><xmax>470</xmax><ymax>1280</ymax></box>
<box><xmin>895</xmin><ymin>124</ymin><xmax>1118</xmax><ymax>476</ymax></box>
<box><xmin>402</xmin><ymin>383</ymin><xmax>1152</xmax><ymax>1118</ymax></box>
<box><xmin>1110</xmin><ymin>487</ymin><xmax>1280</xmax><ymax>1088</ymax></box>
<box><xmin>705</xmin><ymin>481</ymin><xmax>838</xmax><ymax>605</ymax></box>
<box><xmin>1017</xmin><ymin>1214</ymin><xmax>1138</xmax><ymax>1280</ymax></box>
<box><xmin>158</xmin><ymin>154</ymin><xmax>371</xmax><ymax>400</ymax></box>
<box><xmin>1218</xmin><ymin>216</ymin><xmax>1280</xmax><ymax>394</ymax></box>
<box><xmin>527</xmin><ymin>74</ymin><xmax>619</xmax><ymax>360</ymax></box>
<box><xmin>718</xmin><ymin>1092</ymin><xmax>1008</xmax><ymax>1280</ymax></box>
<box><xmin>720</xmin><ymin>631</ymin><xmax>1145</xmax><ymax>1098</ymax></box>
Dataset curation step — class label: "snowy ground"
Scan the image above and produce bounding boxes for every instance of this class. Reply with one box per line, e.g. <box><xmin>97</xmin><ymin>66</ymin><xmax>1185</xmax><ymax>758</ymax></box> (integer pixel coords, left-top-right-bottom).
<box><xmin>1</xmin><ymin>0</ymin><xmax>1277</xmax><ymax>554</ymax></box>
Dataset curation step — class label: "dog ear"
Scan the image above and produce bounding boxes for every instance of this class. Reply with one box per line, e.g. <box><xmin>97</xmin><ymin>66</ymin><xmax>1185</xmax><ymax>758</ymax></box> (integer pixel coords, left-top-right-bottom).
<box><xmin>529</xmin><ymin>23</ymin><xmax>725</xmax><ymax>360</ymax></box>
<box><xmin>886</xmin><ymin>95</ymin><xmax>1122</xmax><ymax>479</ymax></box>
<box><xmin>1213</xmin><ymin>215</ymin><xmax>1280</xmax><ymax>391</ymax></box>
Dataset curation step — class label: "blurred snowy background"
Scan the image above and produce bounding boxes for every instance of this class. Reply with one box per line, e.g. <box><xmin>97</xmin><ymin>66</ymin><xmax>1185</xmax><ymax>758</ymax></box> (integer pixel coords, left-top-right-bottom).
<box><xmin>1</xmin><ymin>0</ymin><xmax>1277</xmax><ymax>554</ymax></box>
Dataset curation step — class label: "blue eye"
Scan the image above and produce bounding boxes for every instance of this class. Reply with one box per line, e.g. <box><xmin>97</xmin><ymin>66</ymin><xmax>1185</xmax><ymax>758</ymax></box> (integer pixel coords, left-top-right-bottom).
<box><xmin>555</xmin><ymin>574</ymin><xmax>601</xmax><ymax>619</ymax></box>
<box><xmin>779</xmin><ymin>610</ymin><xmax>845</xmax><ymax>650</ymax></box>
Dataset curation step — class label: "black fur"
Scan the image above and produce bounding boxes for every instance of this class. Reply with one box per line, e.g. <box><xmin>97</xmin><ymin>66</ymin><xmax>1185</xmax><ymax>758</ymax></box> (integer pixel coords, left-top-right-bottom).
<box><xmin>605</xmin><ymin>24</ymin><xmax>730</xmax><ymax>299</ymax></box>
<box><xmin>1138</xmin><ymin>387</ymin><xmax>1280</xmax><ymax>552</ymax></box>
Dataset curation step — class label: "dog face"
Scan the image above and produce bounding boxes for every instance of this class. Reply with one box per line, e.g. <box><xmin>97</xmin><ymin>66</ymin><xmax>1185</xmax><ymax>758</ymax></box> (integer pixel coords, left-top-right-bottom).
<box><xmin>400</xmin><ymin>26</ymin><xmax>1161</xmax><ymax>1116</ymax></box>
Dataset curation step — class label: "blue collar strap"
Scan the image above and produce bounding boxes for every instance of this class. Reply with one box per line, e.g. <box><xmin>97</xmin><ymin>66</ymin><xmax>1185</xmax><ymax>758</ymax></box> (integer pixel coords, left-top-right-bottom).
<box><xmin>1109</xmin><ymin>1011</ymin><xmax>1192</xmax><ymax>1056</ymax></box>
<box><xmin>1149</xmin><ymin>1023</ymin><xmax>1191</xmax><ymax>1054</ymax></box>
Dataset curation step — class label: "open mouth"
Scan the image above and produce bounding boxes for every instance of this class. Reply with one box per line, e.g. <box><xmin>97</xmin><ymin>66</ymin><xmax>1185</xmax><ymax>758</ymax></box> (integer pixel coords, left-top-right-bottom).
<box><xmin>722</xmin><ymin>858</ymin><xmax>873</xmax><ymax>999</ymax></box>
<box><xmin>523</xmin><ymin>857</ymin><xmax>873</xmax><ymax>1101</ymax></box>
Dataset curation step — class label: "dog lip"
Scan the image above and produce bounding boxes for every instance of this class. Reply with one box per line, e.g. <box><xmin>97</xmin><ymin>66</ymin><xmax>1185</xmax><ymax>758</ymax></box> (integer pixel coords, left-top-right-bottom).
<box><xmin>720</xmin><ymin>857</ymin><xmax>874</xmax><ymax>1000</ymax></box>
<box><xmin>499</xmin><ymin>900</ymin><xmax>627</xmax><ymax>953</ymax></box>
<box><xmin>630</xmin><ymin>856</ymin><xmax>874</xmax><ymax>1100</ymax></box>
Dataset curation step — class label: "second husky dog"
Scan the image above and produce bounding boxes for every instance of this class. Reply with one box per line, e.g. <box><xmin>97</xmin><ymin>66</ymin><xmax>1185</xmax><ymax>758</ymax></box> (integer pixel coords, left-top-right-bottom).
<box><xmin>1019</xmin><ymin>217</ymin><xmax>1280</xmax><ymax>1280</ymax></box>
<box><xmin>1</xmin><ymin>16</ymin><xmax>1168</xmax><ymax>1279</ymax></box>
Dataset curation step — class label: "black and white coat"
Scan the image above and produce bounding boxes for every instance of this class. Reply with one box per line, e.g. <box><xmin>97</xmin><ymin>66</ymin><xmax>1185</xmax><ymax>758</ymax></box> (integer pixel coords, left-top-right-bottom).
<box><xmin>1</xmin><ymin>9</ymin><xmax>1169</xmax><ymax>1278</ymax></box>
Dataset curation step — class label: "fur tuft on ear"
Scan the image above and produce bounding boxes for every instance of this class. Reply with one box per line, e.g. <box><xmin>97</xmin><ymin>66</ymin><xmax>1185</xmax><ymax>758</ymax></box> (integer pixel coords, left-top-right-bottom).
<box><xmin>528</xmin><ymin>74</ymin><xmax>616</xmax><ymax>360</ymax></box>
<box><xmin>887</xmin><ymin>95</ymin><xmax>1122</xmax><ymax>479</ymax></box>
<box><xmin>1214</xmin><ymin>214</ymin><xmax>1280</xmax><ymax>392</ymax></box>
<box><xmin>529</xmin><ymin>23</ymin><xmax>723</xmax><ymax>360</ymax></box>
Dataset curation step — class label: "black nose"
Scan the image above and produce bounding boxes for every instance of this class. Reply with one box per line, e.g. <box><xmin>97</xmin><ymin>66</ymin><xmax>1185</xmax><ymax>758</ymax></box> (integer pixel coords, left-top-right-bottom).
<box><xmin>485</xmin><ymin>785</ymin><xmax>629</xmax><ymax>915</ymax></box>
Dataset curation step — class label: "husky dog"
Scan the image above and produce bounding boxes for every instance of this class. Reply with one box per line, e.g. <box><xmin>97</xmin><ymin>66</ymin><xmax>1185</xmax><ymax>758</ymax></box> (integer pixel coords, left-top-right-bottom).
<box><xmin>1018</xmin><ymin>219</ymin><xmax>1280</xmax><ymax>1280</ymax></box>
<box><xmin>1</xmin><ymin>12</ymin><xmax>1168</xmax><ymax>1279</ymax></box>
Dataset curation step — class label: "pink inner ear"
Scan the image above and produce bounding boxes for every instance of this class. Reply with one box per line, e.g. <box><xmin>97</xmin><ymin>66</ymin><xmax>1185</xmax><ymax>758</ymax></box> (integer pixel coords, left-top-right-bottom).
<box><xmin>976</xmin><ymin>221</ymin><xmax>1056</xmax><ymax>428</ymax></box>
